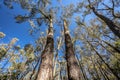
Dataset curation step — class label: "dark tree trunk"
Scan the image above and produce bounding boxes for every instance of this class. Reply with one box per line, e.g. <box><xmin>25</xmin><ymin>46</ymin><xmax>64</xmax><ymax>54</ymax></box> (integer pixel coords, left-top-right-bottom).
<box><xmin>92</xmin><ymin>7</ymin><xmax>120</xmax><ymax>38</ymax></box>
<box><xmin>99</xmin><ymin>43</ymin><xmax>120</xmax><ymax>60</ymax></box>
<box><xmin>97</xmin><ymin>60</ymin><xmax>110</xmax><ymax>80</ymax></box>
<box><xmin>90</xmin><ymin>57</ymin><xmax>101</xmax><ymax>80</ymax></box>
<box><xmin>64</xmin><ymin>20</ymin><xmax>81</xmax><ymax>80</ymax></box>
<box><xmin>79</xmin><ymin>61</ymin><xmax>88</xmax><ymax>80</ymax></box>
<box><xmin>87</xmin><ymin>40</ymin><xmax>120</xmax><ymax>79</ymax></box>
<box><xmin>87</xmin><ymin>67</ymin><xmax>96</xmax><ymax>80</ymax></box>
<box><xmin>76</xmin><ymin>55</ymin><xmax>88</xmax><ymax>80</ymax></box>
<box><xmin>37</xmin><ymin>19</ymin><xmax>54</xmax><ymax>80</ymax></box>
<box><xmin>102</xmin><ymin>40</ymin><xmax>120</xmax><ymax>54</ymax></box>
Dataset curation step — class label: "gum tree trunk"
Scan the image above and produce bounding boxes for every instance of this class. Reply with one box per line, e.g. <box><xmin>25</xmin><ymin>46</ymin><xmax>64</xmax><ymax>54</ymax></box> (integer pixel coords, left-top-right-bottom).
<box><xmin>37</xmin><ymin>19</ymin><xmax>54</xmax><ymax>80</ymax></box>
<box><xmin>92</xmin><ymin>7</ymin><xmax>120</xmax><ymax>38</ymax></box>
<box><xmin>63</xmin><ymin>20</ymin><xmax>81</xmax><ymax>80</ymax></box>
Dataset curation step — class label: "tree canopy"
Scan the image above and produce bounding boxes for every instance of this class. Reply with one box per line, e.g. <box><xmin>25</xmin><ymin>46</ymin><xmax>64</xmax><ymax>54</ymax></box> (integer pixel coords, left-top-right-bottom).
<box><xmin>0</xmin><ymin>0</ymin><xmax>120</xmax><ymax>80</ymax></box>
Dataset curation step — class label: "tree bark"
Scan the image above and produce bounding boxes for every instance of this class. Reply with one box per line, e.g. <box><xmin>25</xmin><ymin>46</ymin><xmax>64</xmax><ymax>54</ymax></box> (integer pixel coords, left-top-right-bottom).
<box><xmin>97</xmin><ymin>60</ymin><xmax>110</xmax><ymax>80</ymax></box>
<box><xmin>90</xmin><ymin>57</ymin><xmax>101</xmax><ymax>80</ymax></box>
<box><xmin>92</xmin><ymin>7</ymin><xmax>120</xmax><ymax>38</ymax></box>
<box><xmin>102</xmin><ymin>40</ymin><xmax>120</xmax><ymax>54</ymax></box>
<box><xmin>76</xmin><ymin>54</ymin><xmax>88</xmax><ymax>80</ymax></box>
<box><xmin>79</xmin><ymin>61</ymin><xmax>88</xmax><ymax>80</ymax></box>
<box><xmin>37</xmin><ymin>19</ymin><xmax>54</xmax><ymax>80</ymax></box>
<box><xmin>63</xmin><ymin>20</ymin><xmax>81</xmax><ymax>80</ymax></box>
<box><xmin>86</xmin><ymin>40</ymin><xmax>120</xmax><ymax>79</ymax></box>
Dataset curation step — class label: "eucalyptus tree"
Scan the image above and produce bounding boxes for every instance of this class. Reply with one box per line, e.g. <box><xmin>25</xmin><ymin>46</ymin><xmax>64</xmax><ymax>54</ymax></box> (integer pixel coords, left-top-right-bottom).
<box><xmin>74</xmin><ymin>17</ymin><xmax>120</xmax><ymax>79</ymax></box>
<box><xmin>36</xmin><ymin>16</ymin><xmax>54</xmax><ymax>80</ymax></box>
<box><xmin>63</xmin><ymin>20</ymin><xmax>81</xmax><ymax>80</ymax></box>
<box><xmin>0</xmin><ymin>37</ymin><xmax>27</xmax><ymax>79</ymax></box>
<box><xmin>3</xmin><ymin>0</ymin><xmax>56</xmax><ymax>80</ymax></box>
<box><xmin>73</xmin><ymin>1</ymin><xmax>120</xmax><ymax>76</ymax></box>
<box><xmin>87</xmin><ymin>0</ymin><xmax>120</xmax><ymax>38</ymax></box>
<box><xmin>2</xmin><ymin>0</ymin><xmax>120</xmax><ymax>80</ymax></box>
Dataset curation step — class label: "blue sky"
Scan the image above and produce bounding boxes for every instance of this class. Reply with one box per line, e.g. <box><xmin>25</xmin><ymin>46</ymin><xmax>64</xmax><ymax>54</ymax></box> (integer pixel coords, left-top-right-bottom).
<box><xmin>0</xmin><ymin>0</ymin><xmax>117</xmax><ymax>75</ymax></box>
<box><xmin>0</xmin><ymin>2</ymin><xmax>34</xmax><ymax>47</ymax></box>
<box><xmin>0</xmin><ymin>0</ymin><xmax>80</xmax><ymax>47</ymax></box>
<box><xmin>0</xmin><ymin>0</ymin><xmax>81</xmax><ymax>70</ymax></box>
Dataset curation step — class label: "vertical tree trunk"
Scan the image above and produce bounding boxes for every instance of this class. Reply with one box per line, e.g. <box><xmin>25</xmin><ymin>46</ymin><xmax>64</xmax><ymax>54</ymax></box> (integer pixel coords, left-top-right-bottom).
<box><xmin>37</xmin><ymin>19</ymin><xmax>54</xmax><ymax>80</ymax></box>
<box><xmin>63</xmin><ymin>19</ymin><xmax>81</xmax><ymax>80</ymax></box>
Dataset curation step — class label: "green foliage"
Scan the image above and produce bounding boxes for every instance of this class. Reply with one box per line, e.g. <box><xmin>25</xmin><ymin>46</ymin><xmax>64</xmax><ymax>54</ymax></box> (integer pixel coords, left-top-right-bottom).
<box><xmin>110</xmin><ymin>54</ymin><xmax>120</xmax><ymax>79</ymax></box>
<box><xmin>115</xmin><ymin>39</ymin><xmax>120</xmax><ymax>49</ymax></box>
<box><xmin>4</xmin><ymin>0</ymin><xmax>13</xmax><ymax>9</ymax></box>
<box><xmin>0</xmin><ymin>46</ymin><xmax>6</xmax><ymax>60</ymax></box>
<box><xmin>15</xmin><ymin>15</ymin><xmax>28</xmax><ymax>23</ymax></box>
<box><xmin>1</xmin><ymin>0</ymin><xmax>120</xmax><ymax>80</ymax></box>
<box><xmin>0</xmin><ymin>32</ymin><xmax>6</xmax><ymax>38</ymax></box>
<box><xmin>0</xmin><ymin>37</ymin><xmax>36</xmax><ymax>79</ymax></box>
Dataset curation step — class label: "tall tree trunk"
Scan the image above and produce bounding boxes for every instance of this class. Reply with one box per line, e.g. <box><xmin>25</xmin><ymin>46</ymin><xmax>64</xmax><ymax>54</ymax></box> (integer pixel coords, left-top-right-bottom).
<box><xmin>91</xmin><ymin>7</ymin><xmax>120</xmax><ymax>38</ymax></box>
<box><xmin>37</xmin><ymin>19</ymin><xmax>54</xmax><ymax>80</ymax></box>
<box><xmin>79</xmin><ymin>61</ymin><xmax>88</xmax><ymax>80</ymax></box>
<box><xmin>102</xmin><ymin>40</ymin><xmax>120</xmax><ymax>53</ymax></box>
<box><xmin>86</xmin><ymin>40</ymin><xmax>120</xmax><ymax>79</ymax></box>
<box><xmin>97</xmin><ymin>60</ymin><xmax>110</xmax><ymax>80</ymax></box>
<box><xmin>90</xmin><ymin>57</ymin><xmax>101</xmax><ymax>80</ymax></box>
<box><xmin>63</xmin><ymin>19</ymin><xmax>81</xmax><ymax>80</ymax></box>
<box><xmin>87</xmin><ymin>66</ymin><xmax>96</xmax><ymax>80</ymax></box>
<box><xmin>76</xmin><ymin>55</ymin><xmax>88</xmax><ymax>80</ymax></box>
<box><xmin>99</xmin><ymin>42</ymin><xmax>120</xmax><ymax>61</ymax></box>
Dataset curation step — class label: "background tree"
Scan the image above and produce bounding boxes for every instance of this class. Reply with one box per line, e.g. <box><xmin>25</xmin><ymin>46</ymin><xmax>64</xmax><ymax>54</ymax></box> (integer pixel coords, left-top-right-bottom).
<box><xmin>1</xmin><ymin>0</ymin><xmax>120</xmax><ymax>80</ymax></box>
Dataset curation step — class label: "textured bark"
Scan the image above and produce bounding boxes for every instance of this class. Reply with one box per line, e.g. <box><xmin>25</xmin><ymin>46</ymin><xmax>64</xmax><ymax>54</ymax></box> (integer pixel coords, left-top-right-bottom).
<box><xmin>64</xmin><ymin>20</ymin><xmax>81</xmax><ymax>80</ymax></box>
<box><xmin>92</xmin><ymin>7</ymin><xmax>120</xmax><ymax>38</ymax></box>
<box><xmin>37</xmin><ymin>19</ymin><xmax>54</xmax><ymax>80</ymax></box>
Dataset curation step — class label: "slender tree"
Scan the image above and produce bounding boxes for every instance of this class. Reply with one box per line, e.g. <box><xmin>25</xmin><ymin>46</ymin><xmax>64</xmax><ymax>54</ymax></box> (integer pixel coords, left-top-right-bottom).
<box><xmin>88</xmin><ymin>0</ymin><xmax>120</xmax><ymax>38</ymax></box>
<box><xmin>86</xmin><ymin>40</ymin><xmax>120</xmax><ymax>79</ymax></box>
<box><xmin>2</xmin><ymin>0</ymin><xmax>120</xmax><ymax>79</ymax></box>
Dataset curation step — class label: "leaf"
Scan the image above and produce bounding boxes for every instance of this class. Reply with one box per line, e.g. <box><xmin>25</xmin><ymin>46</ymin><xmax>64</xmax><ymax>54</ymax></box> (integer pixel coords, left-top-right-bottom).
<box><xmin>115</xmin><ymin>39</ymin><xmax>120</xmax><ymax>48</ymax></box>
<box><xmin>24</xmin><ymin>44</ymin><xmax>34</xmax><ymax>52</ymax></box>
<box><xmin>15</xmin><ymin>15</ymin><xmax>28</xmax><ymax>23</ymax></box>
<box><xmin>28</xmin><ymin>20</ymin><xmax>36</xmax><ymax>28</ymax></box>
<box><xmin>0</xmin><ymin>47</ymin><xmax>7</xmax><ymax>60</ymax></box>
<box><xmin>4</xmin><ymin>0</ymin><xmax>13</xmax><ymax>9</ymax></box>
<box><xmin>37</xmin><ymin>18</ymin><xmax>43</xmax><ymax>26</ymax></box>
<box><xmin>0</xmin><ymin>32</ymin><xmax>6</xmax><ymax>38</ymax></box>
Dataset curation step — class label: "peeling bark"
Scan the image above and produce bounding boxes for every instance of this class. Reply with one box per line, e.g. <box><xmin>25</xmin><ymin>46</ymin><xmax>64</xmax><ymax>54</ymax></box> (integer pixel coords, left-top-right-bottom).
<box><xmin>37</xmin><ymin>19</ymin><xmax>54</xmax><ymax>80</ymax></box>
<box><xmin>64</xmin><ymin>20</ymin><xmax>81</xmax><ymax>80</ymax></box>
